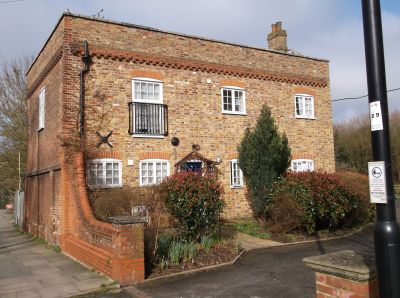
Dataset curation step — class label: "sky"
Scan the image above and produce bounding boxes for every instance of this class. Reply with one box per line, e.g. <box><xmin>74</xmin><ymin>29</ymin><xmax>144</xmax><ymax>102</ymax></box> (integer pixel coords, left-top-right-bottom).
<box><xmin>0</xmin><ymin>0</ymin><xmax>399</xmax><ymax>123</ymax></box>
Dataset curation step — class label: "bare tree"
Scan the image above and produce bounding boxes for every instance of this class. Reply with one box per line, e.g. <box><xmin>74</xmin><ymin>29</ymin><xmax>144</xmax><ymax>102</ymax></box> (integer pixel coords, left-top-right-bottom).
<box><xmin>334</xmin><ymin>111</ymin><xmax>400</xmax><ymax>183</ymax></box>
<box><xmin>0</xmin><ymin>58</ymin><xmax>31</xmax><ymax>194</ymax></box>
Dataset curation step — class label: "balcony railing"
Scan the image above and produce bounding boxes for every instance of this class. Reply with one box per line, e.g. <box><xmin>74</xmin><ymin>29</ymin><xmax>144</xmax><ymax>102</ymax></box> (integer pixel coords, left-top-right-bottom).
<box><xmin>128</xmin><ymin>102</ymin><xmax>168</xmax><ymax>136</ymax></box>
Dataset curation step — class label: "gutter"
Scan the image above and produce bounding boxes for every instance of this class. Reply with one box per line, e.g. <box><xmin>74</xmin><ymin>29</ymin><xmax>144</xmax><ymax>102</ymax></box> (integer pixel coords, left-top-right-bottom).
<box><xmin>79</xmin><ymin>41</ymin><xmax>91</xmax><ymax>137</ymax></box>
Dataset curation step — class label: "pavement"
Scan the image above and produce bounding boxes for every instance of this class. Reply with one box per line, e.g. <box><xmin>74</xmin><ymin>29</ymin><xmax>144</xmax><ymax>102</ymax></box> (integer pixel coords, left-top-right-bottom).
<box><xmin>2</xmin><ymin>203</ymin><xmax>398</xmax><ymax>298</ymax></box>
<box><xmin>0</xmin><ymin>209</ymin><xmax>113</xmax><ymax>298</ymax></box>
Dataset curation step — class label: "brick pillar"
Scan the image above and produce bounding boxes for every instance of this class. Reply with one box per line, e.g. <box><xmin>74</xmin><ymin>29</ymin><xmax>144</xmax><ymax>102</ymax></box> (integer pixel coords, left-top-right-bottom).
<box><xmin>303</xmin><ymin>250</ymin><xmax>379</xmax><ymax>298</ymax></box>
<box><xmin>111</xmin><ymin>218</ymin><xmax>145</xmax><ymax>285</ymax></box>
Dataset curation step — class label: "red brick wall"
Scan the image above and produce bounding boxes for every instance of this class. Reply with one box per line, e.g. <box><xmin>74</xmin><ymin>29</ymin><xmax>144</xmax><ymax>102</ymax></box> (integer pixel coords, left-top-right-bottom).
<box><xmin>25</xmin><ymin>10</ymin><xmax>64</xmax><ymax>245</ymax></box>
<box><xmin>316</xmin><ymin>272</ymin><xmax>379</xmax><ymax>298</ymax></box>
<box><xmin>60</xmin><ymin>153</ymin><xmax>145</xmax><ymax>284</ymax></box>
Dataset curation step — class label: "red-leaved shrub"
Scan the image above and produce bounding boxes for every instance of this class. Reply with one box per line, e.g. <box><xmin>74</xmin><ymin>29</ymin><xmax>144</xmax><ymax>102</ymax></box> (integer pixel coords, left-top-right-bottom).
<box><xmin>160</xmin><ymin>171</ymin><xmax>225</xmax><ymax>241</ymax></box>
<box><xmin>265</xmin><ymin>171</ymin><xmax>372</xmax><ymax>234</ymax></box>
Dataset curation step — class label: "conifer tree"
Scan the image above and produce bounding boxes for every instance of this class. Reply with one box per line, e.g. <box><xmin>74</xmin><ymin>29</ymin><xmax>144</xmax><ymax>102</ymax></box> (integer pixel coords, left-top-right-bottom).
<box><xmin>238</xmin><ymin>105</ymin><xmax>291</xmax><ymax>217</ymax></box>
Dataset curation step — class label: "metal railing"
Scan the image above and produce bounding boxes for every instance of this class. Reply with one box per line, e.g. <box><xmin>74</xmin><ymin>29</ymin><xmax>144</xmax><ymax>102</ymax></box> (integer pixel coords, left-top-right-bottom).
<box><xmin>128</xmin><ymin>102</ymin><xmax>168</xmax><ymax>136</ymax></box>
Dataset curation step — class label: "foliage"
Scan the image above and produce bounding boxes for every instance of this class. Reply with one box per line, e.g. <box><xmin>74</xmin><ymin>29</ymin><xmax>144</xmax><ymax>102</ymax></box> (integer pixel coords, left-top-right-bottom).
<box><xmin>238</xmin><ymin>105</ymin><xmax>291</xmax><ymax>217</ymax></box>
<box><xmin>0</xmin><ymin>58</ymin><xmax>31</xmax><ymax>194</ymax></box>
<box><xmin>155</xmin><ymin>235</ymin><xmax>221</xmax><ymax>268</ymax></box>
<box><xmin>334</xmin><ymin>111</ymin><xmax>400</xmax><ymax>183</ymax></box>
<box><xmin>160</xmin><ymin>171</ymin><xmax>225</xmax><ymax>241</ymax></box>
<box><xmin>265</xmin><ymin>193</ymin><xmax>305</xmax><ymax>235</ymax></box>
<box><xmin>90</xmin><ymin>185</ymin><xmax>169</xmax><ymax>274</ymax></box>
<box><xmin>232</xmin><ymin>220</ymin><xmax>270</xmax><ymax>239</ymax></box>
<box><xmin>265</xmin><ymin>171</ymin><xmax>372</xmax><ymax>234</ymax></box>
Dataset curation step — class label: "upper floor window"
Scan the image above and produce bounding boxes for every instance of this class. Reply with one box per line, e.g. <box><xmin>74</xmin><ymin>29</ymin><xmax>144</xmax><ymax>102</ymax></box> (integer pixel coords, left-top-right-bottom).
<box><xmin>291</xmin><ymin>159</ymin><xmax>314</xmax><ymax>172</ymax></box>
<box><xmin>230</xmin><ymin>159</ymin><xmax>244</xmax><ymax>188</ymax></box>
<box><xmin>140</xmin><ymin>159</ymin><xmax>170</xmax><ymax>186</ymax></box>
<box><xmin>133</xmin><ymin>78</ymin><xmax>163</xmax><ymax>103</ymax></box>
<box><xmin>87</xmin><ymin>158</ymin><xmax>122</xmax><ymax>188</ymax></box>
<box><xmin>222</xmin><ymin>87</ymin><xmax>246</xmax><ymax>115</ymax></box>
<box><xmin>295</xmin><ymin>94</ymin><xmax>314</xmax><ymax>119</ymax></box>
<box><xmin>38</xmin><ymin>87</ymin><xmax>45</xmax><ymax>130</ymax></box>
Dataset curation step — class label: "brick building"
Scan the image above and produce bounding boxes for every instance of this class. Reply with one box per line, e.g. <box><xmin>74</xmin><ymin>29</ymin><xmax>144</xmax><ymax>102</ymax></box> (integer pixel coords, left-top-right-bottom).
<box><xmin>24</xmin><ymin>13</ymin><xmax>334</xmax><ymax>283</ymax></box>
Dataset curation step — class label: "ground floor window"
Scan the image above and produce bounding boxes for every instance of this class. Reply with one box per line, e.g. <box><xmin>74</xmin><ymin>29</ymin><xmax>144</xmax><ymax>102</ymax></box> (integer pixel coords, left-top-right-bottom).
<box><xmin>230</xmin><ymin>159</ymin><xmax>243</xmax><ymax>188</ymax></box>
<box><xmin>291</xmin><ymin>159</ymin><xmax>314</xmax><ymax>172</ymax></box>
<box><xmin>87</xmin><ymin>159</ymin><xmax>122</xmax><ymax>187</ymax></box>
<box><xmin>140</xmin><ymin>159</ymin><xmax>170</xmax><ymax>186</ymax></box>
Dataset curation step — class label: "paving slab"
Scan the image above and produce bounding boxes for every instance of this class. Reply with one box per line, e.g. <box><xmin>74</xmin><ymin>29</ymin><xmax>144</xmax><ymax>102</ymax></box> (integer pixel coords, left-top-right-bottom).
<box><xmin>16</xmin><ymin>289</ymin><xmax>41</xmax><ymax>298</ymax></box>
<box><xmin>0</xmin><ymin>210</ymin><xmax>113</xmax><ymax>298</ymax></box>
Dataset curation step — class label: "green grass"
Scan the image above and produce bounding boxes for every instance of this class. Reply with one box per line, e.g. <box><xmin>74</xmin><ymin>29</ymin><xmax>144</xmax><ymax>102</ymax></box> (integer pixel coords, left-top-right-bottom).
<box><xmin>232</xmin><ymin>220</ymin><xmax>270</xmax><ymax>239</ymax></box>
<box><xmin>33</xmin><ymin>237</ymin><xmax>48</xmax><ymax>245</ymax></box>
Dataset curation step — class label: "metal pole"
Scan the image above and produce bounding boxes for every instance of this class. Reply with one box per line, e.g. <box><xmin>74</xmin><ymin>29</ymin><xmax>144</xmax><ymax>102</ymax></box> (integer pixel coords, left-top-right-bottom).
<box><xmin>18</xmin><ymin>152</ymin><xmax>21</xmax><ymax>192</ymax></box>
<box><xmin>361</xmin><ymin>0</ymin><xmax>400</xmax><ymax>296</ymax></box>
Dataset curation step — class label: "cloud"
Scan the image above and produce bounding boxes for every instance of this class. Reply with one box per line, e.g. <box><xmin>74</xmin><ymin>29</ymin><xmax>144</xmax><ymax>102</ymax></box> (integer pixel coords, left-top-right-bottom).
<box><xmin>0</xmin><ymin>0</ymin><xmax>398</xmax><ymax>122</ymax></box>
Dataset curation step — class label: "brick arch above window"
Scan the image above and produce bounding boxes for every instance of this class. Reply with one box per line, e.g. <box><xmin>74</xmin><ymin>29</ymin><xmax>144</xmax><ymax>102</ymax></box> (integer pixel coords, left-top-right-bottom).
<box><xmin>139</xmin><ymin>151</ymin><xmax>171</xmax><ymax>160</ymax></box>
<box><xmin>293</xmin><ymin>86</ymin><xmax>316</xmax><ymax>97</ymax></box>
<box><xmin>220</xmin><ymin>79</ymin><xmax>246</xmax><ymax>89</ymax></box>
<box><xmin>227</xmin><ymin>152</ymin><xmax>239</xmax><ymax>160</ymax></box>
<box><xmin>131</xmin><ymin>70</ymin><xmax>165</xmax><ymax>81</ymax></box>
<box><xmin>87</xmin><ymin>151</ymin><xmax>123</xmax><ymax>160</ymax></box>
<box><xmin>292</xmin><ymin>152</ymin><xmax>314</xmax><ymax>160</ymax></box>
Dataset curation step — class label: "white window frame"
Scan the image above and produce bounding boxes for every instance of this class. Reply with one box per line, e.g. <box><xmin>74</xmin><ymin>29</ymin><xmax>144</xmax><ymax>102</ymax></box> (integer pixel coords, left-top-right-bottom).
<box><xmin>294</xmin><ymin>94</ymin><xmax>315</xmax><ymax>119</ymax></box>
<box><xmin>87</xmin><ymin>158</ymin><xmax>123</xmax><ymax>188</ymax></box>
<box><xmin>291</xmin><ymin>159</ymin><xmax>314</xmax><ymax>172</ymax></box>
<box><xmin>221</xmin><ymin>86</ymin><xmax>246</xmax><ymax>115</ymax></box>
<box><xmin>38</xmin><ymin>87</ymin><xmax>45</xmax><ymax>130</ymax></box>
<box><xmin>230</xmin><ymin>159</ymin><xmax>244</xmax><ymax>188</ymax></box>
<box><xmin>132</xmin><ymin>78</ymin><xmax>163</xmax><ymax>104</ymax></box>
<box><xmin>139</xmin><ymin>159</ymin><xmax>170</xmax><ymax>186</ymax></box>
<box><xmin>131</xmin><ymin>78</ymin><xmax>165</xmax><ymax>138</ymax></box>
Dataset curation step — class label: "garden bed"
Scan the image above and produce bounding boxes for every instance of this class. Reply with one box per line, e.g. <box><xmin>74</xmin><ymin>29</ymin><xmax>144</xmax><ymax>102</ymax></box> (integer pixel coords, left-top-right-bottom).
<box><xmin>148</xmin><ymin>240</ymin><xmax>242</xmax><ymax>279</ymax></box>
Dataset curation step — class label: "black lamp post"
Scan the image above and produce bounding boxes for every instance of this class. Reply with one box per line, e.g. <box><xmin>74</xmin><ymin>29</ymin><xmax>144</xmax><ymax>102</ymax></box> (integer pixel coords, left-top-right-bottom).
<box><xmin>361</xmin><ymin>0</ymin><xmax>400</xmax><ymax>296</ymax></box>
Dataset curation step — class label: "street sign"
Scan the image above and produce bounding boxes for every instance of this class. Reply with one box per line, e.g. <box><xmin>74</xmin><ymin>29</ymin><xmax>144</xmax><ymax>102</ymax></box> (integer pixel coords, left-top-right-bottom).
<box><xmin>370</xmin><ymin>101</ymin><xmax>384</xmax><ymax>131</ymax></box>
<box><xmin>368</xmin><ymin>161</ymin><xmax>387</xmax><ymax>204</ymax></box>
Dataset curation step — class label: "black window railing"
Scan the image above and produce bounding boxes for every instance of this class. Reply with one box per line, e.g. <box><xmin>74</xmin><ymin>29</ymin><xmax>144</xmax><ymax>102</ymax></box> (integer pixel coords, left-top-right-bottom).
<box><xmin>128</xmin><ymin>102</ymin><xmax>168</xmax><ymax>136</ymax></box>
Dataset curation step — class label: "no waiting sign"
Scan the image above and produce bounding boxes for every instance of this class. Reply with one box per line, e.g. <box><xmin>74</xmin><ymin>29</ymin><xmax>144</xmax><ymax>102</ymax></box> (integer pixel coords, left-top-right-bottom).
<box><xmin>368</xmin><ymin>161</ymin><xmax>387</xmax><ymax>204</ymax></box>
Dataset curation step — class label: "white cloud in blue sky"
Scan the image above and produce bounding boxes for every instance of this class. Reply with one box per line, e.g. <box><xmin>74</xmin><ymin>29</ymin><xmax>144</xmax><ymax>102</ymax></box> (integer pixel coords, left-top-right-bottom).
<box><xmin>0</xmin><ymin>0</ymin><xmax>399</xmax><ymax>122</ymax></box>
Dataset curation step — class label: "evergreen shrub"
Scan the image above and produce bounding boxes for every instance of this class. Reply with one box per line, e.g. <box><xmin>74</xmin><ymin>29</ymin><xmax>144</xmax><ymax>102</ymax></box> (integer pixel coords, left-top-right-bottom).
<box><xmin>238</xmin><ymin>105</ymin><xmax>291</xmax><ymax>217</ymax></box>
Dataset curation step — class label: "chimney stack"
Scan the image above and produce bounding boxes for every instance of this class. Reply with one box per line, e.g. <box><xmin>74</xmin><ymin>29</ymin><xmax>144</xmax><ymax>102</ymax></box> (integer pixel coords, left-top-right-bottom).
<box><xmin>267</xmin><ymin>21</ymin><xmax>288</xmax><ymax>52</ymax></box>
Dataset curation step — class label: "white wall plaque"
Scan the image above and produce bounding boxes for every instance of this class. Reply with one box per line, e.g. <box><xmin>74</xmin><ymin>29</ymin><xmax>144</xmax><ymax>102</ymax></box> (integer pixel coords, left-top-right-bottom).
<box><xmin>127</xmin><ymin>159</ymin><xmax>134</xmax><ymax>166</ymax></box>
<box><xmin>369</xmin><ymin>101</ymin><xmax>383</xmax><ymax>131</ymax></box>
<box><xmin>368</xmin><ymin>161</ymin><xmax>387</xmax><ymax>204</ymax></box>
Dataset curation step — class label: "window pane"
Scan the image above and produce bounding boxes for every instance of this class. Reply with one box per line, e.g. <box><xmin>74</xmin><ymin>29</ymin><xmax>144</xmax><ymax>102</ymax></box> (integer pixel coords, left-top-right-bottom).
<box><xmin>296</xmin><ymin>97</ymin><xmax>303</xmax><ymax>116</ymax></box>
<box><xmin>234</xmin><ymin>91</ymin><xmax>243</xmax><ymax>112</ymax></box>
<box><xmin>141</xmin><ymin>82</ymin><xmax>148</xmax><ymax>100</ymax></box>
<box><xmin>305</xmin><ymin>97</ymin><xmax>313</xmax><ymax>117</ymax></box>
<box><xmin>134</xmin><ymin>82</ymin><xmax>141</xmax><ymax>99</ymax></box>
<box><xmin>223</xmin><ymin>89</ymin><xmax>232</xmax><ymax>111</ymax></box>
<box><xmin>154</xmin><ymin>84</ymin><xmax>160</xmax><ymax>99</ymax></box>
<box><xmin>148</xmin><ymin>83</ymin><xmax>154</xmax><ymax>100</ymax></box>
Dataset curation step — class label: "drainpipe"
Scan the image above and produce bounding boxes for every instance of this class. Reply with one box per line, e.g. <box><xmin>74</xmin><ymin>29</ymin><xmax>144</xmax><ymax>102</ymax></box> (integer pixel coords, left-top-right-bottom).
<box><xmin>79</xmin><ymin>41</ymin><xmax>91</xmax><ymax>137</ymax></box>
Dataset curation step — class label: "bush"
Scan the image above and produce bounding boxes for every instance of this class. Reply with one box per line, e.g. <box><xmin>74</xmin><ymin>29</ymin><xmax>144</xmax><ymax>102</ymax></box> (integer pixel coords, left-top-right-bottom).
<box><xmin>265</xmin><ymin>171</ymin><xmax>372</xmax><ymax>234</ymax></box>
<box><xmin>160</xmin><ymin>171</ymin><xmax>225</xmax><ymax>241</ymax></box>
<box><xmin>336</xmin><ymin>171</ymin><xmax>374</xmax><ymax>225</ymax></box>
<box><xmin>91</xmin><ymin>186</ymin><xmax>169</xmax><ymax>275</ymax></box>
<box><xmin>238</xmin><ymin>105</ymin><xmax>291</xmax><ymax>217</ymax></box>
<box><xmin>266</xmin><ymin>192</ymin><xmax>305</xmax><ymax>235</ymax></box>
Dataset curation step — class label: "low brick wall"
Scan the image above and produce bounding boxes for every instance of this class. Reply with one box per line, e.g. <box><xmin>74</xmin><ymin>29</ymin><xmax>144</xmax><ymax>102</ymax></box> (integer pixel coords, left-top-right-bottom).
<box><xmin>304</xmin><ymin>250</ymin><xmax>379</xmax><ymax>298</ymax></box>
<box><xmin>60</xmin><ymin>153</ymin><xmax>145</xmax><ymax>285</ymax></box>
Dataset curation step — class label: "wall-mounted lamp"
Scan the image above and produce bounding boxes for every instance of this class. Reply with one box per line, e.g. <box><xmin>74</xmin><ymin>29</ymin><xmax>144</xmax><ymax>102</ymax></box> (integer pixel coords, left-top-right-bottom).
<box><xmin>171</xmin><ymin>137</ymin><xmax>180</xmax><ymax>147</ymax></box>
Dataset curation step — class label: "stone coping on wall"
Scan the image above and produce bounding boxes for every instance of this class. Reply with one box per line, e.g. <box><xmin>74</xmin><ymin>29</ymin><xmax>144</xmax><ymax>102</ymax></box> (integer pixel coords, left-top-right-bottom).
<box><xmin>303</xmin><ymin>250</ymin><xmax>376</xmax><ymax>282</ymax></box>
